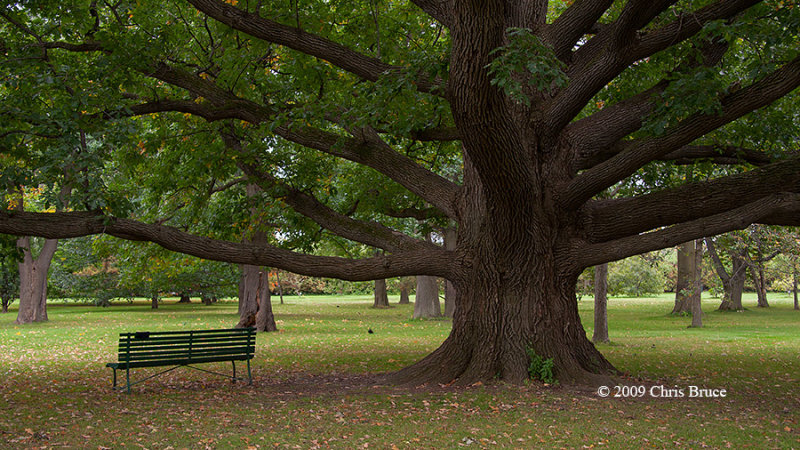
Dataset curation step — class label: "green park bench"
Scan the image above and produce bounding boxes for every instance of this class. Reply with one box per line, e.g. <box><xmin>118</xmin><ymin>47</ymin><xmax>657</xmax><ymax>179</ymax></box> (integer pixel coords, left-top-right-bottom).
<box><xmin>106</xmin><ymin>327</ymin><xmax>256</xmax><ymax>393</ymax></box>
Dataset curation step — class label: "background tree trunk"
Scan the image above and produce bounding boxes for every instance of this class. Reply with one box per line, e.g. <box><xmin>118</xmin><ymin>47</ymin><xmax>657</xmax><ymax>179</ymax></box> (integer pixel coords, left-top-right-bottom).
<box><xmin>237</xmin><ymin>265</ymin><xmax>277</xmax><ymax>331</ymax></box>
<box><xmin>751</xmin><ymin>266</ymin><xmax>770</xmax><ymax>308</ymax></box>
<box><xmin>793</xmin><ymin>262</ymin><xmax>799</xmax><ymax>311</ymax></box>
<box><xmin>673</xmin><ymin>241</ymin><xmax>696</xmax><ymax>314</ymax></box>
<box><xmin>275</xmin><ymin>270</ymin><xmax>284</xmax><ymax>304</ymax></box>
<box><xmin>15</xmin><ymin>236</ymin><xmax>57</xmax><ymax>324</ymax></box>
<box><xmin>178</xmin><ymin>294</ymin><xmax>191</xmax><ymax>303</ymax></box>
<box><xmin>589</xmin><ymin>187</ymin><xmax>617</xmax><ymax>341</ymax></box>
<box><xmin>150</xmin><ymin>294</ymin><xmax>159</xmax><ymax>309</ymax></box>
<box><xmin>373</xmin><ymin>278</ymin><xmax>389</xmax><ymax>308</ymax></box>
<box><xmin>398</xmin><ymin>285</ymin><xmax>410</xmax><ymax>304</ymax></box>
<box><xmin>255</xmin><ymin>271</ymin><xmax>277</xmax><ymax>332</ymax></box>
<box><xmin>707</xmin><ymin>238</ymin><xmax>747</xmax><ymax>311</ymax></box>
<box><xmin>689</xmin><ymin>239</ymin><xmax>704</xmax><ymax>328</ymax></box>
<box><xmin>592</xmin><ymin>263</ymin><xmax>609</xmax><ymax>343</ymax></box>
<box><xmin>413</xmin><ymin>275</ymin><xmax>441</xmax><ymax>319</ymax></box>
<box><xmin>238</xmin><ymin>264</ymin><xmax>259</xmax><ymax>326</ymax></box>
<box><xmin>443</xmin><ymin>227</ymin><xmax>457</xmax><ymax>318</ymax></box>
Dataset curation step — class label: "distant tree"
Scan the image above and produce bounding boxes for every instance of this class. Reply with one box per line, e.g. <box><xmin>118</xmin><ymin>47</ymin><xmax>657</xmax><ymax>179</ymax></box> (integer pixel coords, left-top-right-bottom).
<box><xmin>373</xmin><ymin>279</ymin><xmax>389</xmax><ymax>309</ymax></box>
<box><xmin>0</xmin><ymin>235</ymin><xmax>20</xmax><ymax>313</ymax></box>
<box><xmin>413</xmin><ymin>275</ymin><xmax>441</xmax><ymax>319</ymax></box>
<box><xmin>706</xmin><ymin>236</ymin><xmax>748</xmax><ymax>311</ymax></box>
<box><xmin>592</xmin><ymin>263</ymin><xmax>610</xmax><ymax>343</ymax></box>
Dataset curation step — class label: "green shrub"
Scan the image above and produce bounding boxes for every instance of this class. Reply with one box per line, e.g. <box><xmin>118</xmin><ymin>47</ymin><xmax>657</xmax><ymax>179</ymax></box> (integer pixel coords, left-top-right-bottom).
<box><xmin>526</xmin><ymin>346</ymin><xmax>557</xmax><ymax>384</ymax></box>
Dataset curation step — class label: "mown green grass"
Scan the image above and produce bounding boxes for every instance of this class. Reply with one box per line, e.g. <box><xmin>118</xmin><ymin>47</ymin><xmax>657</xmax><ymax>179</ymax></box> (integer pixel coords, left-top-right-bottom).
<box><xmin>1</xmin><ymin>294</ymin><xmax>798</xmax><ymax>449</ymax></box>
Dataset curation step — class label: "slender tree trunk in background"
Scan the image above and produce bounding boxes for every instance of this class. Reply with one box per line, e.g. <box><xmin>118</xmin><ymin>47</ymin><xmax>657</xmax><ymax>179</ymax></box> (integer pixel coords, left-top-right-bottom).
<box><xmin>443</xmin><ymin>226</ymin><xmax>457</xmax><ymax>318</ymax></box>
<box><xmin>178</xmin><ymin>294</ymin><xmax>191</xmax><ymax>303</ymax></box>
<box><xmin>793</xmin><ymin>262</ymin><xmax>799</xmax><ymax>310</ymax></box>
<box><xmin>398</xmin><ymin>285</ymin><xmax>410</xmax><ymax>304</ymax></box>
<box><xmin>255</xmin><ymin>271</ymin><xmax>277</xmax><ymax>332</ymax></box>
<box><xmin>751</xmin><ymin>266</ymin><xmax>770</xmax><ymax>308</ymax></box>
<box><xmin>673</xmin><ymin>241</ymin><xmax>695</xmax><ymax>314</ymax></box>
<box><xmin>728</xmin><ymin>256</ymin><xmax>746</xmax><ymax>311</ymax></box>
<box><xmin>413</xmin><ymin>275</ymin><xmax>441</xmax><ymax>319</ymax></box>
<box><xmin>275</xmin><ymin>270</ymin><xmax>284</xmax><ymax>304</ymax></box>
<box><xmin>150</xmin><ymin>294</ymin><xmax>158</xmax><ymax>309</ymax></box>
<box><xmin>689</xmin><ymin>239</ymin><xmax>704</xmax><ymax>328</ymax></box>
<box><xmin>15</xmin><ymin>236</ymin><xmax>57</xmax><ymax>324</ymax></box>
<box><xmin>592</xmin><ymin>263</ymin><xmax>609</xmax><ymax>343</ymax></box>
<box><xmin>373</xmin><ymin>278</ymin><xmax>389</xmax><ymax>308</ymax></box>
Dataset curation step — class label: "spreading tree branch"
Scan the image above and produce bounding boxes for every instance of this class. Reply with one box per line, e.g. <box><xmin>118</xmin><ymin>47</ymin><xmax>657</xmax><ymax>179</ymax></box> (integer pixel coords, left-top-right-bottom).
<box><xmin>575</xmin><ymin>192</ymin><xmax>800</xmax><ymax>268</ymax></box>
<box><xmin>545</xmin><ymin>0</ymin><xmax>759</xmax><ymax>132</ymax></box>
<box><xmin>0</xmin><ymin>210</ymin><xmax>455</xmax><ymax>280</ymax></box>
<box><xmin>588</xmin><ymin>156</ymin><xmax>800</xmax><ymax>243</ymax></box>
<box><xmin>562</xmin><ymin>55</ymin><xmax>800</xmax><ymax>209</ymax></box>
<box><xmin>186</xmin><ymin>0</ymin><xmax>442</xmax><ymax>95</ymax></box>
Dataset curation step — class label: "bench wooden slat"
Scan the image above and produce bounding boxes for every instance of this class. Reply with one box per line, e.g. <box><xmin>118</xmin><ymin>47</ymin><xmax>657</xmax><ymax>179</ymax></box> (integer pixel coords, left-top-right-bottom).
<box><xmin>119</xmin><ymin>347</ymin><xmax>256</xmax><ymax>361</ymax></box>
<box><xmin>107</xmin><ymin>327</ymin><xmax>256</xmax><ymax>392</ymax></box>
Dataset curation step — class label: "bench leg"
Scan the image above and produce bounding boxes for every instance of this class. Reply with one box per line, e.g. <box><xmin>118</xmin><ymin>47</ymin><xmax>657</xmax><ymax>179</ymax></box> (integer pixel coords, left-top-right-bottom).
<box><xmin>231</xmin><ymin>360</ymin><xmax>237</xmax><ymax>383</ymax></box>
<box><xmin>112</xmin><ymin>368</ymin><xmax>117</xmax><ymax>388</ymax></box>
<box><xmin>126</xmin><ymin>367</ymin><xmax>131</xmax><ymax>394</ymax></box>
<box><xmin>247</xmin><ymin>359</ymin><xmax>252</xmax><ymax>385</ymax></box>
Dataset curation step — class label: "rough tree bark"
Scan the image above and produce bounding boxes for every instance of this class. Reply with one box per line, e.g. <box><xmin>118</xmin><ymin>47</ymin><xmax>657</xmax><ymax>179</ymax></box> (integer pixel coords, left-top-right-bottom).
<box><xmin>413</xmin><ymin>275</ymin><xmax>441</xmax><ymax>319</ymax></box>
<box><xmin>592</xmin><ymin>263</ymin><xmax>609</xmax><ymax>343</ymax></box>
<box><xmin>672</xmin><ymin>241</ymin><xmax>696</xmax><ymax>314</ymax></box>
<box><xmin>373</xmin><ymin>278</ymin><xmax>389</xmax><ymax>308</ymax></box>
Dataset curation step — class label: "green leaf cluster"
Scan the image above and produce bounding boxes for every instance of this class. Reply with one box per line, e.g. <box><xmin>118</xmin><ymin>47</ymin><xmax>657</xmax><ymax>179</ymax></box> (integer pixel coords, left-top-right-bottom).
<box><xmin>526</xmin><ymin>346</ymin><xmax>557</xmax><ymax>385</ymax></box>
<box><xmin>486</xmin><ymin>28</ymin><xmax>568</xmax><ymax>106</ymax></box>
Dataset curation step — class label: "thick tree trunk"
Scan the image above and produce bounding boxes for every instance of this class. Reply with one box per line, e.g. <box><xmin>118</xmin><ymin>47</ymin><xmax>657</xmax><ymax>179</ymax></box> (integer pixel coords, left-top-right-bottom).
<box><xmin>1</xmin><ymin>300</ymin><xmax>7</xmax><ymax>313</ymax></box>
<box><xmin>178</xmin><ymin>294</ymin><xmax>191</xmax><ymax>303</ymax></box>
<box><xmin>373</xmin><ymin>278</ymin><xmax>389</xmax><ymax>308</ymax></box>
<box><xmin>672</xmin><ymin>241</ymin><xmax>695</xmax><ymax>314</ymax></box>
<box><xmin>398</xmin><ymin>285</ymin><xmax>410</xmax><ymax>304</ymax></box>
<box><xmin>592</xmin><ymin>263</ymin><xmax>609</xmax><ymax>343</ymax></box>
<box><xmin>389</xmin><ymin>156</ymin><xmax>617</xmax><ymax>386</ymax></box>
<box><xmin>150</xmin><ymin>294</ymin><xmax>159</xmax><ymax>309</ymax></box>
<box><xmin>14</xmin><ymin>236</ymin><xmax>57</xmax><ymax>324</ymax></box>
<box><xmin>689</xmin><ymin>239</ymin><xmax>704</xmax><ymax>328</ymax></box>
<box><xmin>413</xmin><ymin>275</ymin><xmax>441</xmax><ymax>319</ymax></box>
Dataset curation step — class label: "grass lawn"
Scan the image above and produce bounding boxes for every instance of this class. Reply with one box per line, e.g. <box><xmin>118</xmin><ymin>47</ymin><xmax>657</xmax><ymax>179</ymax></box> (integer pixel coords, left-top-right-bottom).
<box><xmin>1</xmin><ymin>293</ymin><xmax>798</xmax><ymax>449</ymax></box>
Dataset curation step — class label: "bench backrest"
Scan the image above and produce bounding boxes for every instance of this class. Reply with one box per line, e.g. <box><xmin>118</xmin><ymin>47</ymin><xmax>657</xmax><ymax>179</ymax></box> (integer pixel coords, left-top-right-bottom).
<box><xmin>117</xmin><ymin>328</ymin><xmax>256</xmax><ymax>364</ymax></box>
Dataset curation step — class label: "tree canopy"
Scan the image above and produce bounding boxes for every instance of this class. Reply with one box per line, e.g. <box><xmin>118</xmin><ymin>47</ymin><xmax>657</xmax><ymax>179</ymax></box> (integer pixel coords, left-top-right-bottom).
<box><xmin>1</xmin><ymin>0</ymin><xmax>799</xmax><ymax>385</ymax></box>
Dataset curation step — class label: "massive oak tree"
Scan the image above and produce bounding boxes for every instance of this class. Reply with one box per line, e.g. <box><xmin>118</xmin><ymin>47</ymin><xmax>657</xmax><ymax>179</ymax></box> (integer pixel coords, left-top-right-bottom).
<box><xmin>2</xmin><ymin>0</ymin><xmax>800</xmax><ymax>385</ymax></box>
